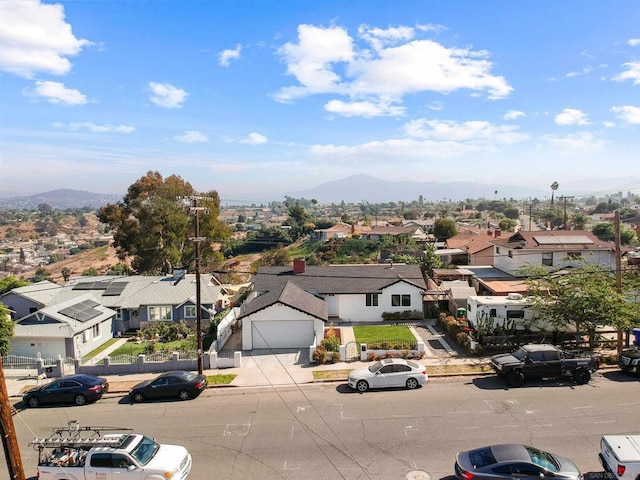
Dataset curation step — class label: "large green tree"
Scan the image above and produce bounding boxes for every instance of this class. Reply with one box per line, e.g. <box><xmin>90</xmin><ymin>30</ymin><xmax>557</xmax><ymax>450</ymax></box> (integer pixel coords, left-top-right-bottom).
<box><xmin>0</xmin><ymin>303</ymin><xmax>14</xmax><ymax>356</ymax></box>
<box><xmin>433</xmin><ymin>218</ymin><xmax>458</xmax><ymax>240</ymax></box>
<box><xmin>0</xmin><ymin>276</ymin><xmax>29</xmax><ymax>295</ymax></box>
<box><xmin>522</xmin><ymin>264</ymin><xmax>640</xmax><ymax>347</ymax></box>
<box><xmin>98</xmin><ymin>171</ymin><xmax>230</xmax><ymax>274</ymax></box>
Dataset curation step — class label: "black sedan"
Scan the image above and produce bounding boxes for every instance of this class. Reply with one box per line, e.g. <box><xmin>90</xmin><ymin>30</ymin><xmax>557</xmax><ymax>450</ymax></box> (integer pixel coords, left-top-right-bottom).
<box><xmin>129</xmin><ymin>370</ymin><xmax>207</xmax><ymax>402</ymax></box>
<box><xmin>23</xmin><ymin>374</ymin><xmax>109</xmax><ymax>407</ymax></box>
<box><xmin>455</xmin><ymin>444</ymin><xmax>582</xmax><ymax>480</ymax></box>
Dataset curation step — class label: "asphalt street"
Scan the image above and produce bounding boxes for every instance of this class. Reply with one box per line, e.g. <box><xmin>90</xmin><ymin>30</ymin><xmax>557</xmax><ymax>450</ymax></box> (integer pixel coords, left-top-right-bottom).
<box><xmin>7</xmin><ymin>369</ymin><xmax>640</xmax><ymax>480</ymax></box>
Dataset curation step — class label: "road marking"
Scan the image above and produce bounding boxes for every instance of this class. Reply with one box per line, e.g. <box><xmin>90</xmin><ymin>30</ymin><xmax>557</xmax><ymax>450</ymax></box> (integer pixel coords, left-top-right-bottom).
<box><xmin>404</xmin><ymin>425</ymin><xmax>419</xmax><ymax>437</ymax></box>
<box><xmin>223</xmin><ymin>423</ymin><xmax>251</xmax><ymax>436</ymax></box>
<box><xmin>572</xmin><ymin>405</ymin><xmax>593</xmax><ymax>410</ymax></box>
<box><xmin>296</xmin><ymin>406</ymin><xmax>310</xmax><ymax>412</ymax></box>
<box><xmin>594</xmin><ymin>420</ymin><xmax>616</xmax><ymax>424</ymax></box>
<box><xmin>284</xmin><ymin>461</ymin><xmax>300</xmax><ymax>470</ymax></box>
<box><xmin>493</xmin><ymin>424</ymin><xmax>519</xmax><ymax>428</ymax></box>
<box><xmin>290</xmin><ymin>426</ymin><xmax>295</xmax><ymax>439</ymax></box>
<box><xmin>332</xmin><ymin>403</ymin><xmax>354</xmax><ymax>420</ymax></box>
<box><xmin>617</xmin><ymin>402</ymin><xmax>638</xmax><ymax>406</ymax></box>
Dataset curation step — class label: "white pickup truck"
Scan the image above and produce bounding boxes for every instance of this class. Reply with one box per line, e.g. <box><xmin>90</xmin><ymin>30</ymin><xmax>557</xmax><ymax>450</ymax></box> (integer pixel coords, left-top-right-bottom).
<box><xmin>29</xmin><ymin>421</ymin><xmax>191</xmax><ymax>480</ymax></box>
<box><xmin>600</xmin><ymin>434</ymin><xmax>640</xmax><ymax>480</ymax></box>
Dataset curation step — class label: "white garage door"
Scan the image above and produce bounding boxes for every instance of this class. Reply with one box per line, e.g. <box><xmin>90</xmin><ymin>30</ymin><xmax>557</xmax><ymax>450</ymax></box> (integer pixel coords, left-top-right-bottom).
<box><xmin>252</xmin><ymin>320</ymin><xmax>314</xmax><ymax>349</ymax></box>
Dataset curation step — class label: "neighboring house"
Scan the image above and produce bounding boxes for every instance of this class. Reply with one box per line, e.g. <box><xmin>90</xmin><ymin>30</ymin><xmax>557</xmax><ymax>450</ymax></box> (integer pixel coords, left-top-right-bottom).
<box><xmin>239</xmin><ymin>259</ymin><xmax>426</xmax><ymax>350</ymax></box>
<box><xmin>10</xmin><ymin>293</ymin><xmax>115</xmax><ymax>359</ymax></box>
<box><xmin>401</xmin><ymin>219</ymin><xmax>435</xmax><ymax>234</ymax></box>
<box><xmin>440</xmin><ymin>280</ymin><xmax>477</xmax><ymax>316</ymax></box>
<box><xmin>490</xmin><ymin>230</ymin><xmax>616</xmax><ymax>276</ymax></box>
<box><xmin>445</xmin><ymin>228</ymin><xmax>497</xmax><ymax>265</ymax></box>
<box><xmin>310</xmin><ymin>223</ymin><xmax>353</xmax><ymax>241</ymax></box>
<box><xmin>359</xmin><ymin>225</ymin><xmax>428</xmax><ymax>242</ymax></box>
<box><xmin>1</xmin><ymin>273</ymin><xmax>230</xmax><ymax>357</ymax></box>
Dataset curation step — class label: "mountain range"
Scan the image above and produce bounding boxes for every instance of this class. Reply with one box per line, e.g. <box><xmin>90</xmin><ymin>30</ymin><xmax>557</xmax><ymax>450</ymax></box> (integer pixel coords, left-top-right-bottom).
<box><xmin>1</xmin><ymin>175</ymin><xmax>634</xmax><ymax>209</ymax></box>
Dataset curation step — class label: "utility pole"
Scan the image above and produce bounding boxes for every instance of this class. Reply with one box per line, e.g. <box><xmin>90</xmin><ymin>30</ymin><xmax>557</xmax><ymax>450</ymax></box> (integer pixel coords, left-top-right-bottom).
<box><xmin>614</xmin><ymin>210</ymin><xmax>624</xmax><ymax>353</ymax></box>
<box><xmin>0</xmin><ymin>358</ymin><xmax>26</xmax><ymax>480</ymax></box>
<box><xmin>186</xmin><ymin>196</ymin><xmax>213</xmax><ymax>375</ymax></box>
<box><xmin>558</xmin><ymin>196</ymin><xmax>574</xmax><ymax>230</ymax></box>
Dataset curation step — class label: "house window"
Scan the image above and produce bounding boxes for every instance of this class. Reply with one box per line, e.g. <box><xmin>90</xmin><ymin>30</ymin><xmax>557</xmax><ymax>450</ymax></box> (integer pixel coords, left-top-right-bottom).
<box><xmin>148</xmin><ymin>306</ymin><xmax>172</xmax><ymax>321</ymax></box>
<box><xmin>542</xmin><ymin>252</ymin><xmax>553</xmax><ymax>266</ymax></box>
<box><xmin>365</xmin><ymin>294</ymin><xmax>379</xmax><ymax>307</ymax></box>
<box><xmin>506</xmin><ymin>310</ymin><xmax>525</xmax><ymax>319</ymax></box>
<box><xmin>92</xmin><ymin>323</ymin><xmax>101</xmax><ymax>339</ymax></box>
<box><xmin>184</xmin><ymin>305</ymin><xmax>197</xmax><ymax>318</ymax></box>
<box><xmin>114</xmin><ymin>308</ymin><xmax>122</xmax><ymax>320</ymax></box>
<box><xmin>82</xmin><ymin>330</ymin><xmax>89</xmax><ymax>344</ymax></box>
<box><xmin>391</xmin><ymin>294</ymin><xmax>411</xmax><ymax>307</ymax></box>
<box><xmin>489</xmin><ymin>308</ymin><xmax>497</xmax><ymax>318</ymax></box>
<box><xmin>496</xmin><ymin>247</ymin><xmax>501</xmax><ymax>255</ymax></box>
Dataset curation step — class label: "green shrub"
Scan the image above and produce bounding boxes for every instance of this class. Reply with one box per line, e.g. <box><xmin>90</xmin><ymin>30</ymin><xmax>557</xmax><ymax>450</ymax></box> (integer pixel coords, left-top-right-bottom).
<box><xmin>312</xmin><ymin>347</ymin><xmax>328</xmax><ymax>364</ymax></box>
<box><xmin>321</xmin><ymin>336</ymin><xmax>340</xmax><ymax>352</ymax></box>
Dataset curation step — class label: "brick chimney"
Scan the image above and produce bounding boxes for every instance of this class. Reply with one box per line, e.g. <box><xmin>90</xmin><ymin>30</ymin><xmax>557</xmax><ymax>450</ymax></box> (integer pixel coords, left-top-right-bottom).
<box><xmin>494</xmin><ymin>229</ymin><xmax>501</xmax><ymax>237</ymax></box>
<box><xmin>293</xmin><ymin>258</ymin><xmax>306</xmax><ymax>274</ymax></box>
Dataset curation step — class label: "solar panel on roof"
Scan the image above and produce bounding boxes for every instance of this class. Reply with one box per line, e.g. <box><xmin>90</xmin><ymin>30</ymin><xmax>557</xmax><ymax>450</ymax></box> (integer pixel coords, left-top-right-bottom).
<box><xmin>59</xmin><ymin>301</ymin><xmax>103</xmax><ymax>323</ymax></box>
<box><xmin>103</xmin><ymin>282</ymin><xmax>126</xmax><ymax>296</ymax></box>
<box><xmin>72</xmin><ymin>281</ymin><xmax>111</xmax><ymax>290</ymax></box>
<box><xmin>533</xmin><ymin>235</ymin><xmax>593</xmax><ymax>245</ymax></box>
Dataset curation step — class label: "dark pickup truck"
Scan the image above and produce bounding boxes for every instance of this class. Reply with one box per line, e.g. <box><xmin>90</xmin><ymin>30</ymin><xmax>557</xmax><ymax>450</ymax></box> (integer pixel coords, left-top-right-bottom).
<box><xmin>490</xmin><ymin>343</ymin><xmax>601</xmax><ymax>387</ymax></box>
<box><xmin>618</xmin><ymin>345</ymin><xmax>640</xmax><ymax>375</ymax></box>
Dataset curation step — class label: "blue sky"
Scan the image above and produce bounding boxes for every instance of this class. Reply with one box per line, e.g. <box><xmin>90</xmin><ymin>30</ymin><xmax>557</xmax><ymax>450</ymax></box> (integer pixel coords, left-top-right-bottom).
<box><xmin>1</xmin><ymin>1</ymin><xmax>639</xmax><ymax>204</ymax></box>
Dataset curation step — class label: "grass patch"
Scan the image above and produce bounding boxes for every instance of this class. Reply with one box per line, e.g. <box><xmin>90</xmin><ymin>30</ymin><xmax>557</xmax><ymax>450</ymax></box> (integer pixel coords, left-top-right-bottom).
<box><xmin>353</xmin><ymin>325</ymin><xmax>416</xmax><ymax>349</ymax></box>
<box><xmin>427</xmin><ymin>363</ymin><xmax>493</xmax><ymax>375</ymax></box>
<box><xmin>82</xmin><ymin>338</ymin><xmax>121</xmax><ymax>362</ymax></box>
<box><xmin>206</xmin><ymin>374</ymin><xmax>237</xmax><ymax>385</ymax></box>
<box><xmin>109</xmin><ymin>339</ymin><xmax>195</xmax><ymax>357</ymax></box>
<box><xmin>313</xmin><ymin>369</ymin><xmax>352</xmax><ymax>380</ymax></box>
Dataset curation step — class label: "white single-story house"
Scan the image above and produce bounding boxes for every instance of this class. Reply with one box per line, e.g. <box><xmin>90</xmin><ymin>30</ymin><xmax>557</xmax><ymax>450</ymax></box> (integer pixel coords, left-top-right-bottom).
<box><xmin>10</xmin><ymin>293</ymin><xmax>116</xmax><ymax>359</ymax></box>
<box><xmin>239</xmin><ymin>259</ymin><xmax>426</xmax><ymax>350</ymax></box>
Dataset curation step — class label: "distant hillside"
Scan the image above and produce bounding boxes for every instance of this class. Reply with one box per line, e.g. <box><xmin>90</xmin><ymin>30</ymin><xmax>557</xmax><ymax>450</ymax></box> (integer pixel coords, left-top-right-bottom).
<box><xmin>286</xmin><ymin>174</ymin><xmax>548</xmax><ymax>203</ymax></box>
<box><xmin>0</xmin><ymin>189</ymin><xmax>122</xmax><ymax>210</ymax></box>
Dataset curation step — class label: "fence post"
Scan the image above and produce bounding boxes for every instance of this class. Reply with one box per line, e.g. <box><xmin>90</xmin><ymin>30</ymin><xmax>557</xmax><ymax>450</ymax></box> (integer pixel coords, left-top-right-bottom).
<box><xmin>233</xmin><ymin>351</ymin><xmax>241</xmax><ymax>368</ymax></box>
<box><xmin>137</xmin><ymin>354</ymin><xmax>145</xmax><ymax>373</ymax></box>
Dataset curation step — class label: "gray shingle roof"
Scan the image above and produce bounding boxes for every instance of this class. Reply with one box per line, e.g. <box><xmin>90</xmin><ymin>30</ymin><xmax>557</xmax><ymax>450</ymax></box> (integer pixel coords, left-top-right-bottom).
<box><xmin>239</xmin><ymin>281</ymin><xmax>327</xmax><ymax>320</ymax></box>
<box><xmin>252</xmin><ymin>264</ymin><xmax>426</xmax><ymax>295</ymax></box>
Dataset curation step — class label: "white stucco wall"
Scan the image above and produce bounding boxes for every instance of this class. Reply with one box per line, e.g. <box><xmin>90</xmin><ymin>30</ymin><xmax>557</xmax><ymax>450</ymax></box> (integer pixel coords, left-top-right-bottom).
<box><xmin>241</xmin><ymin>303</ymin><xmax>324</xmax><ymax>350</ymax></box>
<box><xmin>10</xmin><ymin>337</ymin><xmax>66</xmax><ymax>359</ymax></box>
<box><xmin>336</xmin><ymin>281</ymin><xmax>424</xmax><ymax>322</ymax></box>
<box><xmin>494</xmin><ymin>247</ymin><xmax>616</xmax><ymax>275</ymax></box>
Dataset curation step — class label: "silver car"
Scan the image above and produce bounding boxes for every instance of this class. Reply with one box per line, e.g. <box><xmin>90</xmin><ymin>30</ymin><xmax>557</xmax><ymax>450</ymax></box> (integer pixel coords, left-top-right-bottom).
<box><xmin>455</xmin><ymin>444</ymin><xmax>582</xmax><ymax>480</ymax></box>
<box><xmin>347</xmin><ymin>358</ymin><xmax>428</xmax><ymax>392</ymax></box>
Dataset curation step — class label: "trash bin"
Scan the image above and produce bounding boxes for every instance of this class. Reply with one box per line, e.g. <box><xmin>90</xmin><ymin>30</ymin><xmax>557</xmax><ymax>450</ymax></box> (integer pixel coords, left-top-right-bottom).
<box><xmin>456</xmin><ymin>308</ymin><xmax>467</xmax><ymax>319</ymax></box>
<box><xmin>632</xmin><ymin>328</ymin><xmax>640</xmax><ymax>345</ymax></box>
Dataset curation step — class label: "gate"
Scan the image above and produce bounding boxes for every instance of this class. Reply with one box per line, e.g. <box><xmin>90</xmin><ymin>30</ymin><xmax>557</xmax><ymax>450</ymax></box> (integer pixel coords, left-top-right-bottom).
<box><xmin>344</xmin><ymin>341</ymin><xmax>360</xmax><ymax>362</ymax></box>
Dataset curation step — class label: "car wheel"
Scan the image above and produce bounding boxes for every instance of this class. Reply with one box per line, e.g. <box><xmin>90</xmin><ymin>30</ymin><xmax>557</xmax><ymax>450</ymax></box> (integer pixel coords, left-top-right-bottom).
<box><xmin>573</xmin><ymin>368</ymin><xmax>591</xmax><ymax>384</ymax></box>
<box><xmin>406</xmin><ymin>378</ymin><xmax>419</xmax><ymax>389</ymax></box>
<box><xmin>355</xmin><ymin>380</ymin><xmax>369</xmax><ymax>392</ymax></box>
<box><xmin>506</xmin><ymin>370</ymin><xmax>525</xmax><ymax>387</ymax></box>
<box><xmin>178</xmin><ymin>390</ymin><xmax>190</xmax><ymax>401</ymax></box>
<box><xmin>27</xmin><ymin>397</ymin><xmax>39</xmax><ymax>408</ymax></box>
<box><xmin>132</xmin><ymin>392</ymin><xmax>145</xmax><ymax>403</ymax></box>
<box><xmin>74</xmin><ymin>394</ymin><xmax>87</xmax><ymax>406</ymax></box>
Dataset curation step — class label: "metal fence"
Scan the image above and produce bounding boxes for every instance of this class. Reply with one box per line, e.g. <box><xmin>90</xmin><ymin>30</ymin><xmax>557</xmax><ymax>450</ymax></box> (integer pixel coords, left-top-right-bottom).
<box><xmin>95</xmin><ymin>351</ymin><xmax>198</xmax><ymax>365</ymax></box>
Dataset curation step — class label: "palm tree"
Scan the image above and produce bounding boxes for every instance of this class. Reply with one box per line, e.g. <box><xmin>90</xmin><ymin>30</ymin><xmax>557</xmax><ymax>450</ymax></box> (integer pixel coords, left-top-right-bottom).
<box><xmin>550</xmin><ymin>181</ymin><xmax>559</xmax><ymax>205</ymax></box>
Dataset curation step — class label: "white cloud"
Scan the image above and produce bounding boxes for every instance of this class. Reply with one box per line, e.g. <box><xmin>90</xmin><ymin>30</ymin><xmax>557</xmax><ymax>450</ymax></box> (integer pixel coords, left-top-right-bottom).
<box><xmin>428</xmin><ymin>101</ymin><xmax>444</xmax><ymax>111</ymax></box>
<box><xmin>28</xmin><ymin>80</ymin><xmax>87</xmax><ymax>105</ymax></box>
<box><xmin>63</xmin><ymin>122</ymin><xmax>134</xmax><ymax>133</ymax></box>
<box><xmin>219</xmin><ymin>44</ymin><xmax>242</xmax><ymax>67</ymax></box>
<box><xmin>613</xmin><ymin>62</ymin><xmax>640</xmax><ymax>85</ymax></box>
<box><xmin>628</xmin><ymin>39</ymin><xmax>640</xmax><ymax>47</ymax></box>
<box><xmin>275</xmin><ymin>23</ymin><xmax>512</xmax><ymax>109</ymax></box>
<box><xmin>554</xmin><ymin>108</ymin><xmax>590</xmax><ymax>125</ymax></box>
<box><xmin>504</xmin><ymin>110</ymin><xmax>525</xmax><ymax>120</ymax></box>
<box><xmin>611</xmin><ymin>105</ymin><xmax>640</xmax><ymax>124</ymax></box>
<box><xmin>0</xmin><ymin>0</ymin><xmax>92</xmax><ymax>78</ymax></box>
<box><xmin>242</xmin><ymin>132</ymin><xmax>268</xmax><ymax>144</ymax></box>
<box><xmin>324</xmin><ymin>99</ymin><xmax>405</xmax><ymax>117</ymax></box>
<box><xmin>543</xmin><ymin>131</ymin><xmax>603</xmax><ymax>151</ymax></box>
<box><xmin>175</xmin><ymin>130</ymin><xmax>208</xmax><ymax>143</ymax></box>
<box><xmin>148</xmin><ymin>82</ymin><xmax>188</xmax><ymax>108</ymax></box>
<box><xmin>565</xmin><ymin>66</ymin><xmax>593</xmax><ymax>78</ymax></box>
<box><xmin>404</xmin><ymin>118</ymin><xmax>529</xmax><ymax>144</ymax></box>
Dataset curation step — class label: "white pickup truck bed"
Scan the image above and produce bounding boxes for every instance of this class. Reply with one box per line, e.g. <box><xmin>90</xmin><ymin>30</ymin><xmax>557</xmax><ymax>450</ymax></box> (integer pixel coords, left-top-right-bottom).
<box><xmin>600</xmin><ymin>434</ymin><xmax>640</xmax><ymax>480</ymax></box>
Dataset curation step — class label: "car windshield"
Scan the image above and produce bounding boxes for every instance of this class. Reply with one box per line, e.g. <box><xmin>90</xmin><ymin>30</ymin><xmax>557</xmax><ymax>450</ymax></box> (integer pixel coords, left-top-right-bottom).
<box><xmin>512</xmin><ymin>348</ymin><xmax>527</xmax><ymax>361</ymax></box>
<box><xmin>525</xmin><ymin>446</ymin><xmax>559</xmax><ymax>472</ymax></box>
<box><xmin>368</xmin><ymin>361</ymin><xmax>383</xmax><ymax>373</ymax></box>
<box><xmin>129</xmin><ymin>435</ymin><xmax>160</xmax><ymax>466</ymax></box>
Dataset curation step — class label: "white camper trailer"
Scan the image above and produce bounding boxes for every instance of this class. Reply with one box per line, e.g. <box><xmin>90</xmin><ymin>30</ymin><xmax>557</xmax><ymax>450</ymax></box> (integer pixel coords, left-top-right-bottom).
<box><xmin>466</xmin><ymin>293</ymin><xmax>542</xmax><ymax>332</ymax></box>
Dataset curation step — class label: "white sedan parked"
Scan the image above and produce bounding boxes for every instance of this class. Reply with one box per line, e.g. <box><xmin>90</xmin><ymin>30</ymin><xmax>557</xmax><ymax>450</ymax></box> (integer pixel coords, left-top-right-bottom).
<box><xmin>348</xmin><ymin>358</ymin><xmax>428</xmax><ymax>392</ymax></box>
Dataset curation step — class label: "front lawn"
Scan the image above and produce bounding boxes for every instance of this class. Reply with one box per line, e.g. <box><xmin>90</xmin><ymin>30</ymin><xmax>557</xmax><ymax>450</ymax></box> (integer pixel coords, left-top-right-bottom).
<box><xmin>353</xmin><ymin>325</ymin><xmax>416</xmax><ymax>349</ymax></box>
<box><xmin>108</xmin><ymin>339</ymin><xmax>195</xmax><ymax>357</ymax></box>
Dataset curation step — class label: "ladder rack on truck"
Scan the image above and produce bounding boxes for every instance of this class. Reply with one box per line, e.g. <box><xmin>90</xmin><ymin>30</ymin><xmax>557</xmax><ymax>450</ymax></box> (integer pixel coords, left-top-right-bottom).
<box><xmin>29</xmin><ymin>420</ymin><xmax>134</xmax><ymax>451</ymax></box>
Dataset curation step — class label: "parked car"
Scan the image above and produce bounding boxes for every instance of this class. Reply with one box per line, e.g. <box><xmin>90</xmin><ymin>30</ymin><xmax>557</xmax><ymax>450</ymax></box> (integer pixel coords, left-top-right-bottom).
<box><xmin>129</xmin><ymin>370</ymin><xmax>207</xmax><ymax>402</ymax></box>
<box><xmin>455</xmin><ymin>443</ymin><xmax>582</xmax><ymax>480</ymax></box>
<box><xmin>617</xmin><ymin>345</ymin><xmax>640</xmax><ymax>375</ymax></box>
<box><xmin>23</xmin><ymin>374</ymin><xmax>109</xmax><ymax>407</ymax></box>
<box><xmin>347</xmin><ymin>358</ymin><xmax>427</xmax><ymax>392</ymax></box>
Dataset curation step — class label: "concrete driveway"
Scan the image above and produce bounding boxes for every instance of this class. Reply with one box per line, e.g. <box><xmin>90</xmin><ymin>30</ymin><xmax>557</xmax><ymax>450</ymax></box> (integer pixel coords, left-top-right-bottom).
<box><xmin>230</xmin><ymin>349</ymin><xmax>315</xmax><ymax>387</ymax></box>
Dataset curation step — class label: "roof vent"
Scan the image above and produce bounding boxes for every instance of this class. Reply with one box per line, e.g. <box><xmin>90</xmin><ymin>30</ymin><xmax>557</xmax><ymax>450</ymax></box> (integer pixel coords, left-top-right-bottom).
<box><xmin>506</xmin><ymin>292</ymin><xmax>523</xmax><ymax>300</ymax></box>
